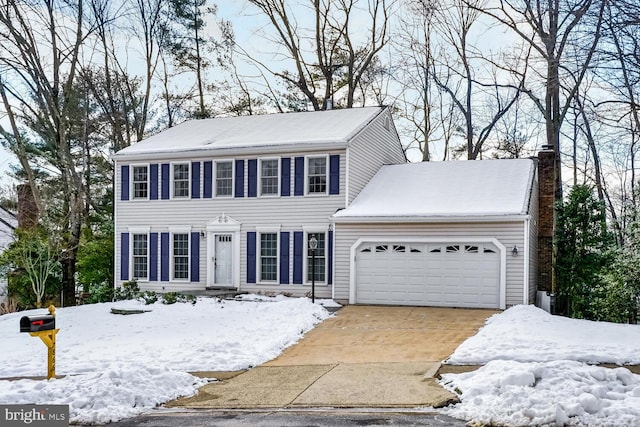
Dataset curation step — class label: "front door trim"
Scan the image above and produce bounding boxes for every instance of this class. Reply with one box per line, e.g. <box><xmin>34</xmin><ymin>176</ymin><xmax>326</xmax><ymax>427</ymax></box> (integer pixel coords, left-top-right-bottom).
<box><xmin>206</xmin><ymin>214</ymin><xmax>241</xmax><ymax>287</ymax></box>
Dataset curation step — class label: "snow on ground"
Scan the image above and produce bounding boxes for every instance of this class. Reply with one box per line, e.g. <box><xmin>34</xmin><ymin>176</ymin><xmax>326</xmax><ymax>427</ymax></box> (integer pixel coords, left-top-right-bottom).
<box><xmin>0</xmin><ymin>296</ymin><xmax>331</xmax><ymax>424</ymax></box>
<box><xmin>440</xmin><ymin>305</ymin><xmax>640</xmax><ymax>426</ymax></box>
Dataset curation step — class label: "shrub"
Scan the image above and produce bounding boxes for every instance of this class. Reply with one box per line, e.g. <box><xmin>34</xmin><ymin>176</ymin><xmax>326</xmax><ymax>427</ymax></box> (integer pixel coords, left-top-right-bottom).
<box><xmin>141</xmin><ymin>291</ymin><xmax>158</xmax><ymax>305</ymax></box>
<box><xmin>114</xmin><ymin>280</ymin><xmax>140</xmax><ymax>301</ymax></box>
<box><xmin>87</xmin><ymin>282</ymin><xmax>114</xmax><ymax>303</ymax></box>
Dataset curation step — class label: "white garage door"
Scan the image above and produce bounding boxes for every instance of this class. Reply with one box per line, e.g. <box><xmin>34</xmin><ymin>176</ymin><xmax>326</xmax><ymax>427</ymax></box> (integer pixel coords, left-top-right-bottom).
<box><xmin>355</xmin><ymin>242</ymin><xmax>500</xmax><ymax>308</ymax></box>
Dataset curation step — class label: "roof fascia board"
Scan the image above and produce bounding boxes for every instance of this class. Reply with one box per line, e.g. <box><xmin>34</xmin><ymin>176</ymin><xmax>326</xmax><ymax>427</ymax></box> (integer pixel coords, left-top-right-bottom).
<box><xmin>333</xmin><ymin>214</ymin><xmax>531</xmax><ymax>223</ymax></box>
<box><xmin>112</xmin><ymin>141</ymin><xmax>349</xmax><ymax>161</ymax></box>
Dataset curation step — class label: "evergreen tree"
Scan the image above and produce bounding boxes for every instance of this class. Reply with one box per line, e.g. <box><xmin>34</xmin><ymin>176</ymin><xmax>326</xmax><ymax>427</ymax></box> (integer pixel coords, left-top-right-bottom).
<box><xmin>555</xmin><ymin>185</ymin><xmax>615</xmax><ymax>319</ymax></box>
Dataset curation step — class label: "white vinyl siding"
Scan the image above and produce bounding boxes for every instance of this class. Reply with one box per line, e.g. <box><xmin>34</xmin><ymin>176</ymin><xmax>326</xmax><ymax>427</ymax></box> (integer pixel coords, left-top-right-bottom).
<box><xmin>346</xmin><ymin>109</ymin><xmax>405</xmax><ymax>204</ymax></box>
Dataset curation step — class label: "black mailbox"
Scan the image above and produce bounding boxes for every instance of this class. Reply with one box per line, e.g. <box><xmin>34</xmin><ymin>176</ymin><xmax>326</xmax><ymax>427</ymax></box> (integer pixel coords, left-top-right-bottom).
<box><xmin>20</xmin><ymin>315</ymin><xmax>56</xmax><ymax>333</ymax></box>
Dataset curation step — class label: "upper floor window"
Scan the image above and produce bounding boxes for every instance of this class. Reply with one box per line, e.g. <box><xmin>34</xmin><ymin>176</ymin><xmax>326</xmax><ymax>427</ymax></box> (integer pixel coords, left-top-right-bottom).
<box><xmin>260</xmin><ymin>159</ymin><xmax>279</xmax><ymax>196</ymax></box>
<box><xmin>307</xmin><ymin>232</ymin><xmax>326</xmax><ymax>283</ymax></box>
<box><xmin>132</xmin><ymin>166</ymin><xmax>148</xmax><ymax>199</ymax></box>
<box><xmin>216</xmin><ymin>161</ymin><xmax>233</xmax><ymax>197</ymax></box>
<box><xmin>173</xmin><ymin>233</ymin><xmax>189</xmax><ymax>279</ymax></box>
<box><xmin>308</xmin><ymin>157</ymin><xmax>327</xmax><ymax>194</ymax></box>
<box><xmin>260</xmin><ymin>233</ymin><xmax>278</xmax><ymax>282</ymax></box>
<box><xmin>132</xmin><ymin>234</ymin><xmax>148</xmax><ymax>279</ymax></box>
<box><xmin>173</xmin><ymin>163</ymin><xmax>189</xmax><ymax>198</ymax></box>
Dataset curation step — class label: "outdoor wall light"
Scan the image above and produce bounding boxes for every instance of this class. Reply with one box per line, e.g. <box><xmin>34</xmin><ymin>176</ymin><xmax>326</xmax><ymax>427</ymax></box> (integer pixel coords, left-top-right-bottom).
<box><xmin>512</xmin><ymin>245</ymin><xmax>519</xmax><ymax>257</ymax></box>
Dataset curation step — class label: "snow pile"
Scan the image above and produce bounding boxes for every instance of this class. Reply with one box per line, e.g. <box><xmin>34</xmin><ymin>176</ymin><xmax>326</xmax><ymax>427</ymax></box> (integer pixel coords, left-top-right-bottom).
<box><xmin>0</xmin><ymin>363</ymin><xmax>207</xmax><ymax>425</ymax></box>
<box><xmin>440</xmin><ymin>360</ymin><xmax>640</xmax><ymax>427</ymax></box>
<box><xmin>0</xmin><ymin>296</ymin><xmax>331</xmax><ymax>423</ymax></box>
<box><xmin>447</xmin><ymin>304</ymin><xmax>640</xmax><ymax>365</ymax></box>
<box><xmin>440</xmin><ymin>305</ymin><xmax>640</xmax><ymax>426</ymax></box>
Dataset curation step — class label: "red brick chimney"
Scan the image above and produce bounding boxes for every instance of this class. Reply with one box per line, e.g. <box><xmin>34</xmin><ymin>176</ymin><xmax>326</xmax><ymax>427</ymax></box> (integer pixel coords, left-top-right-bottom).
<box><xmin>537</xmin><ymin>146</ymin><xmax>555</xmax><ymax>293</ymax></box>
<box><xmin>17</xmin><ymin>183</ymin><xmax>38</xmax><ymax>229</ymax></box>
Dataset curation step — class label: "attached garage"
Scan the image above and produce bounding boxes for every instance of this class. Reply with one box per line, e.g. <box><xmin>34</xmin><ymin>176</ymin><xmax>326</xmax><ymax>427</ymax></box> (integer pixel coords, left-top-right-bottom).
<box><xmin>354</xmin><ymin>240</ymin><xmax>503</xmax><ymax>308</ymax></box>
<box><xmin>332</xmin><ymin>159</ymin><xmax>539</xmax><ymax>309</ymax></box>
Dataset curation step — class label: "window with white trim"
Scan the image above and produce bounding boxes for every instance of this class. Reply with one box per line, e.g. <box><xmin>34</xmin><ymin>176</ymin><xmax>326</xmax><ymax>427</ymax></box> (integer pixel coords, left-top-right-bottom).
<box><xmin>307</xmin><ymin>157</ymin><xmax>327</xmax><ymax>194</ymax></box>
<box><xmin>132</xmin><ymin>234</ymin><xmax>148</xmax><ymax>279</ymax></box>
<box><xmin>132</xmin><ymin>166</ymin><xmax>148</xmax><ymax>199</ymax></box>
<box><xmin>215</xmin><ymin>161</ymin><xmax>233</xmax><ymax>197</ymax></box>
<box><xmin>307</xmin><ymin>233</ymin><xmax>326</xmax><ymax>282</ymax></box>
<box><xmin>260</xmin><ymin>159</ymin><xmax>279</xmax><ymax>196</ymax></box>
<box><xmin>173</xmin><ymin>233</ymin><xmax>189</xmax><ymax>279</ymax></box>
<box><xmin>259</xmin><ymin>233</ymin><xmax>278</xmax><ymax>282</ymax></box>
<box><xmin>173</xmin><ymin>163</ymin><xmax>190</xmax><ymax>198</ymax></box>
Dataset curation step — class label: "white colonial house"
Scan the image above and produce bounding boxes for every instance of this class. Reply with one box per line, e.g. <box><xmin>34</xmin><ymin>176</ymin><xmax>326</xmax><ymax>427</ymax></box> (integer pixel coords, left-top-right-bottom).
<box><xmin>113</xmin><ymin>106</ymin><xmax>545</xmax><ymax>309</ymax></box>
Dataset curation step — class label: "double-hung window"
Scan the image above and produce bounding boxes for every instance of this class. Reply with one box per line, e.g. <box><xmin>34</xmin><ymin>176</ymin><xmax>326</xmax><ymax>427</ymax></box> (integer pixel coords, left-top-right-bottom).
<box><xmin>307</xmin><ymin>233</ymin><xmax>326</xmax><ymax>282</ymax></box>
<box><xmin>307</xmin><ymin>157</ymin><xmax>327</xmax><ymax>194</ymax></box>
<box><xmin>173</xmin><ymin>163</ymin><xmax>190</xmax><ymax>198</ymax></box>
<box><xmin>173</xmin><ymin>233</ymin><xmax>189</xmax><ymax>279</ymax></box>
<box><xmin>216</xmin><ymin>161</ymin><xmax>233</xmax><ymax>197</ymax></box>
<box><xmin>260</xmin><ymin>159</ymin><xmax>279</xmax><ymax>196</ymax></box>
<box><xmin>132</xmin><ymin>166</ymin><xmax>148</xmax><ymax>199</ymax></box>
<box><xmin>260</xmin><ymin>233</ymin><xmax>278</xmax><ymax>282</ymax></box>
<box><xmin>132</xmin><ymin>234</ymin><xmax>148</xmax><ymax>279</ymax></box>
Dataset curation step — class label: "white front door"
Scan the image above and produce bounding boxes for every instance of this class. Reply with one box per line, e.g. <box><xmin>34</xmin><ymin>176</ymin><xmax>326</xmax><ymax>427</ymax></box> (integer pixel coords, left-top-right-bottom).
<box><xmin>214</xmin><ymin>234</ymin><xmax>233</xmax><ymax>285</ymax></box>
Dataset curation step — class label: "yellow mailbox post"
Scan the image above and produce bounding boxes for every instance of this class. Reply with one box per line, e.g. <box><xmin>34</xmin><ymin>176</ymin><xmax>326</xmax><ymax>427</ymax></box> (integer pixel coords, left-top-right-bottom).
<box><xmin>20</xmin><ymin>305</ymin><xmax>59</xmax><ymax>380</ymax></box>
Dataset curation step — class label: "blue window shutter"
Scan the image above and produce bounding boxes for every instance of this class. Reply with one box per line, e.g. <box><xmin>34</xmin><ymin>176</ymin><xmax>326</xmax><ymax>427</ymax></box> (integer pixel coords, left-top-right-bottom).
<box><xmin>235</xmin><ymin>159</ymin><xmax>244</xmax><ymax>198</ymax></box>
<box><xmin>120</xmin><ymin>233</ymin><xmax>129</xmax><ymax>281</ymax></box>
<box><xmin>150</xmin><ymin>164</ymin><xmax>159</xmax><ymax>200</ymax></box>
<box><xmin>203</xmin><ymin>161</ymin><xmax>213</xmax><ymax>198</ymax></box>
<box><xmin>149</xmin><ymin>233</ymin><xmax>158</xmax><ymax>281</ymax></box>
<box><xmin>328</xmin><ymin>230</ymin><xmax>333</xmax><ymax>285</ymax></box>
<box><xmin>247</xmin><ymin>232</ymin><xmax>256</xmax><ymax>284</ymax></box>
<box><xmin>161</xmin><ymin>164</ymin><xmax>170</xmax><ymax>200</ymax></box>
<box><xmin>329</xmin><ymin>155</ymin><xmax>340</xmax><ymax>195</ymax></box>
<box><xmin>161</xmin><ymin>232</ymin><xmax>169</xmax><ymax>281</ymax></box>
<box><xmin>191</xmin><ymin>162</ymin><xmax>201</xmax><ymax>199</ymax></box>
<box><xmin>280</xmin><ymin>157</ymin><xmax>291</xmax><ymax>196</ymax></box>
<box><xmin>190</xmin><ymin>232</ymin><xmax>200</xmax><ymax>282</ymax></box>
<box><xmin>279</xmin><ymin>232</ymin><xmax>290</xmax><ymax>284</ymax></box>
<box><xmin>293</xmin><ymin>231</ymin><xmax>303</xmax><ymax>284</ymax></box>
<box><xmin>248</xmin><ymin>159</ymin><xmax>257</xmax><ymax>197</ymax></box>
<box><xmin>294</xmin><ymin>157</ymin><xmax>304</xmax><ymax>196</ymax></box>
<box><xmin>121</xmin><ymin>165</ymin><xmax>130</xmax><ymax>201</ymax></box>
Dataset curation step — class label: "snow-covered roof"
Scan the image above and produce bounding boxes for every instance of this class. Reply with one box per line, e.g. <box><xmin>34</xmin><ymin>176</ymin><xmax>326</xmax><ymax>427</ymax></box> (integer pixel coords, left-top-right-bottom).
<box><xmin>113</xmin><ymin>107</ymin><xmax>386</xmax><ymax>159</ymax></box>
<box><xmin>0</xmin><ymin>206</ymin><xmax>17</xmax><ymax>250</ymax></box>
<box><xmin>334</xmin><ymin>158</ymin><xmax>536</xmax><ymax>221</ymax></box>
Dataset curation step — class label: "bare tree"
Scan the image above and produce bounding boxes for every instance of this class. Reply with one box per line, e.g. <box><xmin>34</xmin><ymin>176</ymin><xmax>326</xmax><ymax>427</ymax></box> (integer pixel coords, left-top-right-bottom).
<box><xmin>479</xmin><ymin>0</ymin><xmax>606</xmax><ymax>196</ymax></box>
<box><xmin>0</xmin><ymin>0</ymin><xmax>87</xmax><ymax>306</ymax></box>
<box><xmin>247</xmin><ymin>0</ymin><xmax>394</xmax><ymax>110</ymax></box>
<box><xmin>432</xmin><ymin>0</ymin><xmax>526</xmax><ymax>160</ymax></box>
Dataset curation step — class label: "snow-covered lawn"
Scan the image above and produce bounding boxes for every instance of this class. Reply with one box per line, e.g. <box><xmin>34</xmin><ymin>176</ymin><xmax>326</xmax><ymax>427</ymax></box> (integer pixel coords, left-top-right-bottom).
<box><xmin>3</xmin><ymin>299</ymin><xmax>640</xmax><ymax>426</ymax></box>
<box><xmin>0</xmin><ymin>296</ymin><xmax>332</xmax><ymax>424</ymax></box>
<box><xmin>440</xmin><ymin>305</ymin><xmax>640</xmax><ymax>426</ymax></box>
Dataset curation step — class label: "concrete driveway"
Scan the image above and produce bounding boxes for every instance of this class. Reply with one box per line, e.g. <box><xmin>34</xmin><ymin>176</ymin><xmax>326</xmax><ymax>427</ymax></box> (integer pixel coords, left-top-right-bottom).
<box><xmin>169</xmin><ymin>305</ymin><xmax>496</xmax><ymax>409</ymax></box>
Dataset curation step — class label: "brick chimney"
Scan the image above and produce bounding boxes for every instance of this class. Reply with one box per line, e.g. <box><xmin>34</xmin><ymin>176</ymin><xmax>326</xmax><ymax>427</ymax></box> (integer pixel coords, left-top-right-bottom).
<box><xmin>17</xmin><ymin>183</ymin><xmax>38</xmax><ymax>229</ymax></box>
<box><xmin>537</xmin><ymin>146</ymin><xmax>555</xmax><ymax>293</ymax></box>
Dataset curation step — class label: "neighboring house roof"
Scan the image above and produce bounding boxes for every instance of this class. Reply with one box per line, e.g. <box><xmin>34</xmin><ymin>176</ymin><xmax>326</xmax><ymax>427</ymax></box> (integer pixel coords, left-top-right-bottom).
<box><xmin>333</xmin><ymin>158</ymin><xmax>536</xmax><ymax>222</ymax></box>
<box><xmin>113</xmin><ymin>106</ymin><xmax>387</xmax><ymax>159</ymax></box>
<box><xmin>0</xmin><ymin>206</ymin><xmax>17</xmax><ymax>251</ymax></box>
